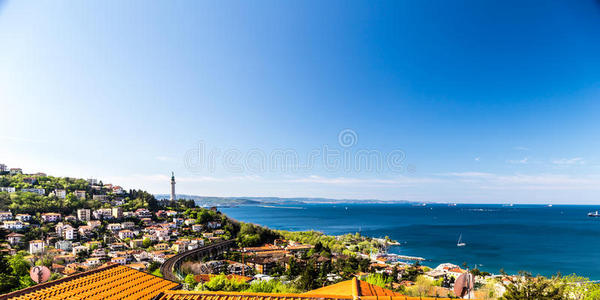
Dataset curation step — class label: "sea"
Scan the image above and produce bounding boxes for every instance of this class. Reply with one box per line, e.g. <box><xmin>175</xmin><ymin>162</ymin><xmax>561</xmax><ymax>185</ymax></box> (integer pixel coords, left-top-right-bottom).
<box><xmin>218</xmin><ymin>203</ymin><xmax>600</xmax><ymax>279</ymax></box>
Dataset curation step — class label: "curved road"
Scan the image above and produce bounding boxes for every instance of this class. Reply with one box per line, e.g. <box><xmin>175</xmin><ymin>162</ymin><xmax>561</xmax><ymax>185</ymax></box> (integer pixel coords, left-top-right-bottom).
<box><xmin>160</xmin><ymin>239</ymin><xmax>236</xmax><ymax>281</ymax></box>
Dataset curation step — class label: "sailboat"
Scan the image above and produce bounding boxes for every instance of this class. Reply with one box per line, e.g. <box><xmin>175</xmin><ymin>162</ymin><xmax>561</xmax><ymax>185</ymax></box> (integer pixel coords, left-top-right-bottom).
<box><xmin>457</xmin><ymin>234</ymin><xmax>466</xmax><ymax>247</ymax></box>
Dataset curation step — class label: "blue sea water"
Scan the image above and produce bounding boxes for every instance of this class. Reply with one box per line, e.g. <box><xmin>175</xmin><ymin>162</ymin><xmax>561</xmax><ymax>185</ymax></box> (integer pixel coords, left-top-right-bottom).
<box><xmin>219</xmin><ymin>204</ymin><xmax>600</xmax><ymax>279</ymax></box>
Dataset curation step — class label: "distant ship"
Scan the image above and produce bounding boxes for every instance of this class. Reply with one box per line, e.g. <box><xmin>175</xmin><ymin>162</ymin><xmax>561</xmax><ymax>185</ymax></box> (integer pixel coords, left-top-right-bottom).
<box><xmin>448</xmin><ymin>203</ymin><xmax>457</xmax><ymax>207</ymax></box>
<box><xmin>588</xmin><ymin>211</ymin><xmax>600</xmax><ymax>217</ymax></box>
<box><xmin>457</xmin><ymin>234</ymin><xmax>466</xmax><ymax>247</ymax></box>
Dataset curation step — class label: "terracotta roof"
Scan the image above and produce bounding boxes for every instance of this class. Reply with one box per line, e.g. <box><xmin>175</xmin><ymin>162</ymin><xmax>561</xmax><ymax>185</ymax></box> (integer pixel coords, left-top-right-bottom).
<box><xmin>0</xmin><ymin>263</ymin><xmax>179</xmax><ymax>300</ymax></box>
<box><xmin>155</xmin><ymin>278</ymin><xmax>459</xmax><ymax>300</ymax></box>
<box><xmin>304</xmin><ymin>278</ymin><xmax>401</xmax><ymax>297</ymax></box>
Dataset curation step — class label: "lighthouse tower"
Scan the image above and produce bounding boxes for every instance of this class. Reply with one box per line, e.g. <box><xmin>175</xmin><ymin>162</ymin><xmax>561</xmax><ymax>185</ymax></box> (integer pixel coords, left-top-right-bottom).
<box><xmin>170</xmin><ymin>171</ymin><xmax>176</xmax><ymax>201</ymax></box>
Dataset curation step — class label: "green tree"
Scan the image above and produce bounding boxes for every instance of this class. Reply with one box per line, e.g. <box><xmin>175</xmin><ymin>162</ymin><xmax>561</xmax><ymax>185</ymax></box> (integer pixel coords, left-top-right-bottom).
<box><xmin>500</xmin><ymin>271</ymin><xmax>563</xmax><ymax>300</ymax></box>
<box><xmin>184</xmin><ymin>274</ymin><xmax>197</xmax><ymax>290</ymax></box>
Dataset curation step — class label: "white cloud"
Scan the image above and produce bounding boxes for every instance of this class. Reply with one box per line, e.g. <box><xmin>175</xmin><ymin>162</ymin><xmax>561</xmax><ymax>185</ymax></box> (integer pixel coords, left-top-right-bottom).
<box><xmin>437</xmin><ymin>172</ymin><xmax>495</xmax><ymax>178</ymax></box>
<box><xmin>552</xmin><ymin>157</ymin><xmax>585</xmax><ymax>165</ymax></box>
<box><xmin>507</xmin><ymin>157</ymin><xmax>529</xmax><ymax>164</ymax></box>
<box><xmin>474</xmin><ymin>157</ymin><xmax>480</xmax><ymax>162</ymax></box>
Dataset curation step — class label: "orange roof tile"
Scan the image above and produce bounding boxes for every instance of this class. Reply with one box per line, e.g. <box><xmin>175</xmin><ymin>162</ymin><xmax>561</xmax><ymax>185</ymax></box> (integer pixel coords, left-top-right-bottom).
<box><xmin>155</xmin><ymin>278</ymin><xmax>460</xmax><ymax>300</ymax></box>
<box><xmin>0</xmin><ymin>263</ymin><xmax>179</xmax><ymax>300</ymax></box>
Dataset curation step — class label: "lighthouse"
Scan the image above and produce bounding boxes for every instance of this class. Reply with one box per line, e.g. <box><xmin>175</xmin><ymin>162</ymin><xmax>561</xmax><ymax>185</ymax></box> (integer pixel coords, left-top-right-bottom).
<box><xmin>170</xmin><ymin>171</ymin><xmax>176</xmax><ymax>201</ymax></box>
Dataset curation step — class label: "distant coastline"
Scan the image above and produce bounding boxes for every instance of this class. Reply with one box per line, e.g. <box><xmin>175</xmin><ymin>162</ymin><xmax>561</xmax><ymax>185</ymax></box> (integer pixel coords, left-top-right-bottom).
<box><xmin>154</xmin><ymin>194</ymin><xmax>417</xmax><ymax>207</ymax></box>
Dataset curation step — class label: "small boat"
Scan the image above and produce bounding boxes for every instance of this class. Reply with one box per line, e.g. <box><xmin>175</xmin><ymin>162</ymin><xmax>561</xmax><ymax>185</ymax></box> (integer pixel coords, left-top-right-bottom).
<box><xmin>457</xmin><ymin>234</ymin><xmax>466</xmax><ymax>247</ymax></box>
<box><xmin>588</xmin><ymin>211</ymin><xmax>600</xmax><ymax>217</ymax></box>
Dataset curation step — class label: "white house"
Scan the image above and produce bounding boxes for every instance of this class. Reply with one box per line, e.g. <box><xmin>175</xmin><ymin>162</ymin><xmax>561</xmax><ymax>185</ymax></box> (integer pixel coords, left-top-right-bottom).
<box><xmin>15</xmin><ymin>214</ymin><xmax>31</xmax><ymax>222</ymax></box>
<box><xmin>73</xmin><ymin>190</ymin><xmax>86</xmax><ymax>199</ymax></box>
<box><xmin>112</xmin><ymin>186</ymin><xmax>124</xmax><ymax>194</ymax></box>
<box><xmin>93</xmin><ymin>208</ymin><xmax>113</xmax><ymax>219</ymax></box>
<box><xmin>63</xmin><ymin>226</ymin><xmax>76</xmax><ymax>240</ymax></box>
<box><xmin>29</xmin><ymin>240</ymin><xmax>45</xmax><ymax>254</ymax></box>
<box><xmin>77</xmin><ymin>209</ymin><xmax>91</xmax><ymax>221</ymax></box>
<box><xmin>0</xmin><ymin>211</ymin><xmax>13</xmax><ymax>221</ymax></box>
<box><xmin>118</xmin><ymin>230</ymin><xmax>134</xmax><ymax>240</ymax></box>
<box><xmin>53</xmin><ymin>189</ymin><xmax>67</xmax><ymax>198</ymax></box>
<box><xmin>7</xmin><ymin>232</ymin><xmax>24</xmax><ymax>245</ymax></box>
<box><xmin>107</xmin><ymin>223</ymin><xmax>121</xmax><ymax>231</ymax></box>
<box><xmin>121</xmin><ymin>221</ymin><xmax>135</xmax><ymax>229</ymax></box>
<box><xmin>85</xmin><ymin>257</ymin><xmax>102</xmax><ymax>267</ymax></box>
<box><xmin>9</xmin><ymin>168</ymin><xmax>22</xmax><ymax>175</ymax></box>
<box><xmin>111</xmin><ymin>257</ymin><xmax>127</xmax><ymax>265</ymax></box>
<box><xmin>0</xmin><ymin>187</ymin><xmax>16</xmax><ymax>193</ymax></box>
<box><xmin>41</xmin><ymin>213</ymin><xmax>61</xmax><ymax>222</ymax></box>
<box><xmin>3</xmin><ymin>220</ymin><xmax>26</xmax><ymax>230</ymax></box>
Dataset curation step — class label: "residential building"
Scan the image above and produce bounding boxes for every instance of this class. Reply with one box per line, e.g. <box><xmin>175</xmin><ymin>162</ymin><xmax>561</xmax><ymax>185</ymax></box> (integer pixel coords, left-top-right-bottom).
<box><xmin>54</xmin><ymin>189</ymin><xmax>67</xmax><ymax>198</ymax></box>
<box><xmin>87</xmin><ymin>220</ymin><xmax>101</xmax><ymax>229</ymax></box>
<box><xmin>155</xmin><ymin>243</ymin><xmax>169</xmax><ymax>251</ymax></box>
<box><xmin>112</xmin><ymin>186</ymin><xmax>124</xmax><ymax>194</ymax></box>
<box><xmin>29</xmin><ymin>240</ymin><xmax>45</xmax><ymax>254</ymax></box>
<box><xmin>73</xmin><ymin>190</ymin><xmax>86</xmax><ymax>199</ymax></box>
<box><xmin>0</xmin><ymin>211</ymin><xmax>13</xmax><ymax>221</ymax></box>
<box><xmin>130</xmin><ymin>239</ymin><xmax>144</xmax><ymax>248</ymax></box>
<box><xmin>41</xmin><ymin>212</ymin><xmax>61</xmax><ymax>222</ymax></box>
<box><xmin>121</xmin><ymin>221</ymin><xmax>135</xmax><ymax>229</ymax></box>
<box><xmin>192</xmin><ymin>224</ymin><xmax>203</xmax><ymax>232</ymax></box>
<box><xmin>9</xmin><ymin>168</ymin><xmax>22</xmax><ymax>175</ymax></box>
<box><xmin>7</xmin><ymin>232</ymin><xmax>24</xmax><ymax>245</ymax></box>
<box><xmin>22</xmin><ymin>188</ymin><xmax>45</xmax><ymax>195</ymax></box>
<box><xmin>85</xmin><ymin>257</ymin><xmax>102</xmax><ymax>267</ymax></box>
<box><xmin>3</xmin><ymin>220</ymin><xmax>26</xmax><ymax>230</ymax></box>
<box><xmin>77</xmin><ymin>209</ymin><xmax>91</xmax><ymax>221</ymax></box>
<box><xmin>118</xmin><ymin>230</ymin><xmax>134</xmax><ymax>240</ymax></box>
<box><xmin>72</xmin><ymin>245</ymin><xmax>88</xmax><ymax>256</ymax></box>
<box><xmin>22</xmin><ymin>177</ymin><xmax>37</xmax><ymax>184</ymax></box>
<box><xmin>107</xmin><ymin>223</ymin><xmax>121</xmax><ymax>231</ymax></box>
<box><xmin>135</xmin><ymin>209</ymin><xmax>152</xmax><ymax>218</ymax></box>
<box><xmin>112</xmin><ymin>207</ymin><xmax>123</xmax><ymax>219</ymax></box>
<box><xmin>93</xmin><ymin>194</ymin><xmax>108</xmax><ymax>202</ymax></box>
<box><xmin>93</xmin><ymin>208</ymin><xmax>113</xmax><ymax>219</ymax></box>
<box><xmin>0</xmin><ymin>187</ymin><xmax>16</xmax><ymax>193</ymax></box>
<box><xmin>15</xmin><ymin>214</ymin><xmax>31</xmax><ymax>222</ymax></box>
<box><xmin>111</xmin><ymin>257</ymin><xmax>127</xmax><ymax>265</ymax></box>
<box><xmin>0</xmin><ymin>164</ymin><xmax>7</xmax><ymax>172</ymax></box>
<box><xmin>207</xmin><ymin>221</ymin><xmax>222</xmax><ymax>229</ymax></box>
<box><xmin>55</xmin><ymin>240</ymin><xmax>73</xmax><ymax>251</ymax></box>
<box><xmin>63</xmin><ymin>226</ymin><xmax>77</xmax><ymax>240</ymax></box>
<box><xmin>78</xmin><ymin>226</ymin><xmax>92</xmax><ymax>237</ymax></box>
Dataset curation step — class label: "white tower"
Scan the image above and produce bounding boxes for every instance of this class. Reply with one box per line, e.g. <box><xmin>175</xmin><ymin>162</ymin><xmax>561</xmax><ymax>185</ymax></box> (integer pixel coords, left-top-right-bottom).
<box><xmin>170</xmin><ymin>171</ymin><xmax>176</xmax><ymax>201</ymax></box>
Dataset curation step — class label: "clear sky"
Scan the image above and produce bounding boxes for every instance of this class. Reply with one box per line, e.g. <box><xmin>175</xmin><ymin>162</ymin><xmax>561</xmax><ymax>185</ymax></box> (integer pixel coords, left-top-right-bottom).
<box><xmin>1</xmin><ymin>1</ymin><xmax>600</xmax><ymax>203</ymax></box>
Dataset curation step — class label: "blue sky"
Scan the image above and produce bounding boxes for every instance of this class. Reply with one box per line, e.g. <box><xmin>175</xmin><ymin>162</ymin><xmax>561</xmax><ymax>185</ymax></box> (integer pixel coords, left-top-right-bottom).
<box><xmin>1</xmin><ymin>1</ymin><xmax>600</xmax><ymax>203</ymax></box>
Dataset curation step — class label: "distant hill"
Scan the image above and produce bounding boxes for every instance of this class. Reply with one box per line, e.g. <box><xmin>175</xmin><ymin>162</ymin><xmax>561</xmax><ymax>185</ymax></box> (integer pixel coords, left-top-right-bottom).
<box><xmin>154</xmin><ymin>194</ymin><xmax>414</xmax><ymax>206</ymax></box>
